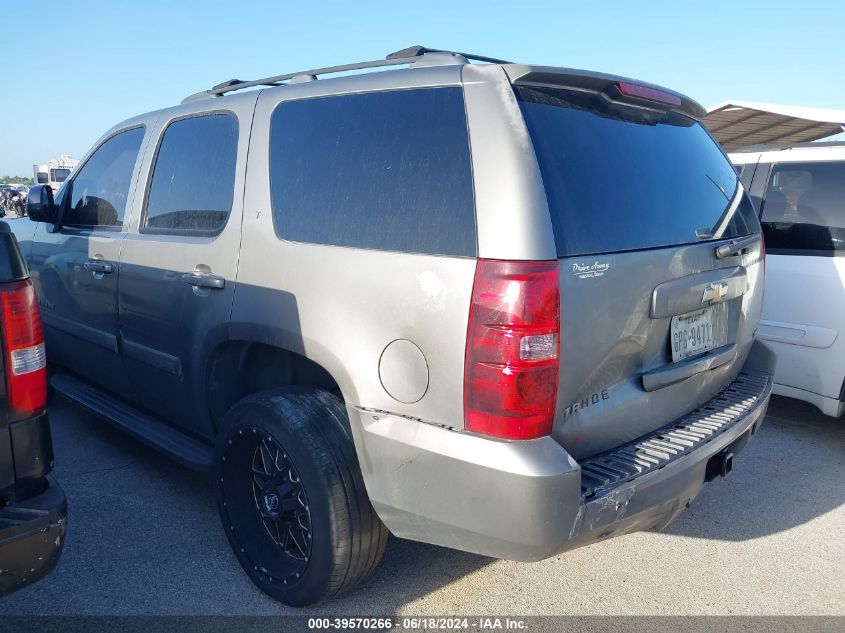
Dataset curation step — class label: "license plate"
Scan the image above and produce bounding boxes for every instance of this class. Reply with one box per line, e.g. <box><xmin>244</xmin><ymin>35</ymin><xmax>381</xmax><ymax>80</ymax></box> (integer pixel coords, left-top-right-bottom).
<box><xmin>671</xmin><ymin>308</ymin><xmax>715</xmax><ymax>362</ymax></box>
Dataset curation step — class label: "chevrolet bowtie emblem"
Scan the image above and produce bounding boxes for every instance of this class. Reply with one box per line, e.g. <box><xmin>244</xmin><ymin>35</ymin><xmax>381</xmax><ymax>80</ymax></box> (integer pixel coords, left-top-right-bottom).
<box><xmin>702</xmin><ymin>281</ymin><xmax>729</xmax><ymax>304</ymax></box>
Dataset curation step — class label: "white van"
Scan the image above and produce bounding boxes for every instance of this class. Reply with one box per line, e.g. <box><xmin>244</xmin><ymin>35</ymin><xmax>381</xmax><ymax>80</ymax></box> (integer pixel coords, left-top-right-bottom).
<box><xmin>706</xmin><ymin>102</ymin><xmax>845</xmax><ymax>416</ymax></box>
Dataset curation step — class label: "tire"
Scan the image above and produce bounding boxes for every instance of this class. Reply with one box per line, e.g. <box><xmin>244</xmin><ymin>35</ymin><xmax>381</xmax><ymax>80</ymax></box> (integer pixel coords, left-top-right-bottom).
<box><xmin>214</xmin><ymin>387</ymin><xmax>388</xmax><ymax>606</ymax></box>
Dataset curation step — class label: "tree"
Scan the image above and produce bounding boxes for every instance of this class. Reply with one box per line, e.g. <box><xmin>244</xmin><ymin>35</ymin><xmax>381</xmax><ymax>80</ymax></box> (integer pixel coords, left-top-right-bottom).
<box><xmin>0</xmin><ymin>176</ymin><xmax>34</xmax><ymax>185</ymax></box>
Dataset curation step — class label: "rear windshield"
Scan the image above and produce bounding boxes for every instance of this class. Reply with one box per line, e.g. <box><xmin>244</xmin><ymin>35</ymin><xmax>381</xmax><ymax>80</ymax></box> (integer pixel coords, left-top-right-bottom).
<box><xmin>516</xmin><ymin>86</ymin><xmax>758</xmax><ymax>257</ymax></box>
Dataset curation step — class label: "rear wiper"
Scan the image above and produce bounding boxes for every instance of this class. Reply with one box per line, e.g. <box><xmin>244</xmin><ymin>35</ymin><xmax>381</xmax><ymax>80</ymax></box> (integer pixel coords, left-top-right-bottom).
<box><xmin>715</xmin><ymin>234</ymin><xmax>760</xmax><ymax>259</ymax></box>
<box><xmin>705</xmin><ymin>173</ymin><xmax>730</xmax><ymax>201</ymax></box>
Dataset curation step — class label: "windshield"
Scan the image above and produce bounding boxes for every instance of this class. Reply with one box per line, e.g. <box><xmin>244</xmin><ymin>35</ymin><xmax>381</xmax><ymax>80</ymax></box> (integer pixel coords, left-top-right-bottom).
<box><xmin>51</xmin><ymin>168</ymin><xmax>71</xmax><ymax>182</ymax></box>
<box><xmin>516</xmin><ymin>85</ymin><xmax>758</xmax><ymax>257</ymax></box>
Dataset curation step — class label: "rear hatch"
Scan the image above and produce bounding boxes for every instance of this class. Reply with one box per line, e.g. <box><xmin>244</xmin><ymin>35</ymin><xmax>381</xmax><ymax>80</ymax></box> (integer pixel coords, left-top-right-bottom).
<box><xmin>513</xmin><ymin>80</ymin><xmax>764</xmax><ymax>459</ymax></box>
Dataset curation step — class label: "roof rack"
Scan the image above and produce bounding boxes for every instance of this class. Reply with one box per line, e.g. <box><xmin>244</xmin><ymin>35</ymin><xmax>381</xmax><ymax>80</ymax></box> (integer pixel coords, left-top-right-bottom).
<box><xmin>386</xmin><ymin>45</ymin><xmax>511</xmax><ymax>65</ymax></box>
<box><xmin>182</xmin><ymin>45</ymin><xmax>512</xmax><ymax>104</ymax></box>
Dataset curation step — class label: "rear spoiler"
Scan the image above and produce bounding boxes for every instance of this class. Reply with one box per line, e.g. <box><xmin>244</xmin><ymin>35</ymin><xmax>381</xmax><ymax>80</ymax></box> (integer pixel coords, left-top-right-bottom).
<box><xmin>502</xmin><ymin>65</ymin><xmax>706</xmax><ymax>120</ymax></box>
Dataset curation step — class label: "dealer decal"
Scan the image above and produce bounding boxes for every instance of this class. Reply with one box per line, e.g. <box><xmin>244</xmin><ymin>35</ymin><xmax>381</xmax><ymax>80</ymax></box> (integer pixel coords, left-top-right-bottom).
<box><xmin>572</xmin><ymin>261</ymin><xmax>610</xmax><ymax>280</ymax></box>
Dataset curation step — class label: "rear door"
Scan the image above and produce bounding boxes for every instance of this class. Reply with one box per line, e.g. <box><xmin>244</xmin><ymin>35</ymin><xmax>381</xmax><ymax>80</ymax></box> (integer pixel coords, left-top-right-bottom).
<box><xmin>515</xmin><ymin>85</ymin><xmax>764</xmax><ymax>459</ymax></box>
<box><xmin>117</xmin><ymin>96</ymin><xmax>256</xmax><ymax>438</ymax></box>
<box><xmin>29</xmin><ymin>126</ymin><xmax>147</xmax><ymax>401</ymax></box>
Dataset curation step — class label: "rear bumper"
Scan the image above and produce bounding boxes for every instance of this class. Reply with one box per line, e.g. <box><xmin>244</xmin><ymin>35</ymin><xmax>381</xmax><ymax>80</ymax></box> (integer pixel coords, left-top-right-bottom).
<box><xmin>772</xmin><ymin>383</ymin><xmax>845</xmax><ymax>418</ymax></box>
<box><xmin>0</xmin><ymin>476</ymin><xmax>67</xmax><ymax>596</ymax></box>
<box><xmin>566</xmin><ymin>370</ymin><xmax>771</xmax><ymax>552</ymax></box>
<box><xmin>350</xmin><ymin>341</ymin><xmax>775</xmax><ymax>562</ymax></box>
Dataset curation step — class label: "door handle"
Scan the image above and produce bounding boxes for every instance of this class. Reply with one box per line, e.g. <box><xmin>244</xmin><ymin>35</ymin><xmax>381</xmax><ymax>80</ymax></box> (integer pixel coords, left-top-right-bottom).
<box><xmin>715</xmin><ymin>235</ymin><xmax>761</xmax><ymax>259</ymax></box>
<box><xmin>83</xmin><ymin>259</ymin><xmax>114</xmax><ymax>274</ymax></box>
<box><xmin>181</xmin><ymin>271</ymin><xmax>225</xmax><ymax>289</ymax></box>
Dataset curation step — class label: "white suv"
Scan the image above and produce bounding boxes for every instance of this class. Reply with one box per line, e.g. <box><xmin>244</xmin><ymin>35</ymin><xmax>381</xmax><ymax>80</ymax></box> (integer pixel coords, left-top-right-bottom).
<box><xmin>731</xmin><ymin>142</ymin><xmax>845</xmax><ymax>416</ymax></box>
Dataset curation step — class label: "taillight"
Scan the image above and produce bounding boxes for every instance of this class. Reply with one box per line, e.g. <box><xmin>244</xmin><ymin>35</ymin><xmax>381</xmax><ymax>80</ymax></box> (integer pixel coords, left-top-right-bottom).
<box><xmin>464</xmin><ymin>260</ymin><xmax>560</xmax><ymax>440</ymax></box>
<box><xmin>1</xmin><ymin>279</ymin><xmax>47</xmax><ymax>422</ymax></box>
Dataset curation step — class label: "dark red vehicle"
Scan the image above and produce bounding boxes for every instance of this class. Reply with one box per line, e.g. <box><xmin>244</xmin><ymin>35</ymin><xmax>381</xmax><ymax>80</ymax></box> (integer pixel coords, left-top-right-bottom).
<box><xmin>0</xmin><ymin>219</ymin><xmax>66</xmax><ymax>596</ymax></box>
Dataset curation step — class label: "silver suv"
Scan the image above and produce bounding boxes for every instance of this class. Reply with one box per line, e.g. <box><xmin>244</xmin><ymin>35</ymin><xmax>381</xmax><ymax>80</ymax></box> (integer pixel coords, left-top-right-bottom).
<box><xmin>15</xmin><ymin>46</ymin><xmax>774</xmax><ymax>606</ymax></box>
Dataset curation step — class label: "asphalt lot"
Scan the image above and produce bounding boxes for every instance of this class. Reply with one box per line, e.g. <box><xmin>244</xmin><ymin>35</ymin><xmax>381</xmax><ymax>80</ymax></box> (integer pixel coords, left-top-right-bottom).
<box><xmin>0</xmin><ymin>394</ymin><xmax>842</xmax><ymax>616</ymax></box>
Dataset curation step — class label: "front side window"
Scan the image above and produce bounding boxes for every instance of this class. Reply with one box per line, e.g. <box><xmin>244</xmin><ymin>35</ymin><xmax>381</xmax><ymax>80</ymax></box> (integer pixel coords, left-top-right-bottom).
<box><xmin>143</xmin><ymin>113</ymin><xmax>238</xmax><ymax>233</ymax></box>
<box><xmin>761</xmin><ymin>161</ymin><xmax>845</xmax><ymax>255</ymax></box>
<box><xmin>269</xmin><ymin>88</ymin><xmax>476</xmax><ymax>256</ymax></box>
<box><xmin>65</xmin><ymin>127</ymin><xmax>145</xmax><ymax>228</ymax></box>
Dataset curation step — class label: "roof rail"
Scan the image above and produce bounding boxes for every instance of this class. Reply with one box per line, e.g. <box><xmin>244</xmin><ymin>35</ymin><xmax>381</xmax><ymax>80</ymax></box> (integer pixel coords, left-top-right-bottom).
<box><xmin>385</xmin><ymin>45</ymin><xmax>512</xmax><ymax>65</ymax></box>
<box><xmin>182</xmin><ymin>45</ymin><xmax>512</xmax><ymax>104</ymax></box>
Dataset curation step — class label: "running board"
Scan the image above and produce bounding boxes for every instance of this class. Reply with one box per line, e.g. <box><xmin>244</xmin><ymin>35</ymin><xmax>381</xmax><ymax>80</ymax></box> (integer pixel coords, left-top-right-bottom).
<box><xmin>51</xmin><ymin>373</ymin><xmax>214</xmax><ymax>471</ymax></box>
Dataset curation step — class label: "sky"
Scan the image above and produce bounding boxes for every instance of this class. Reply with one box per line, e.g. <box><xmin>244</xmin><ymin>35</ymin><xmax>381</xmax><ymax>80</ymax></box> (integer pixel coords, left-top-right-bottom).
<box><xmin>1</xmin><ymin>0</ymin><xmax>843</xmax><ymax>176</ymax></box>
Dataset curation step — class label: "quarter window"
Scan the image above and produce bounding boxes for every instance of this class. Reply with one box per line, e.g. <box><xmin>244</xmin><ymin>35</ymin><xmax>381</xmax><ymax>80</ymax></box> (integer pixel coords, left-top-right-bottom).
<box><xmin>64</xmin><ymin>127</ymin><xmax>145</xmax><ymax>228</ymax></box>
<box><xmin>269</xmin><ymin>88</ymin><xmax>476</xmax><ymax>256</ymax></box>
<box><xmin>761</xmin><ymin>162</ymin><xmax>845</xmax><ymax>255</ymax></box>
<box><xmin>144</xmin><ymin>113</ymin><xmax>238</xmax><ymax>233</ymax></box>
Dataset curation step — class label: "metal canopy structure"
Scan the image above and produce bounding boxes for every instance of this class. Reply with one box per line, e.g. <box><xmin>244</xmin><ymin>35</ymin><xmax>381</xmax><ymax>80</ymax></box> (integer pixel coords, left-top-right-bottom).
<box><xmin>703</xmin><ymin>101</ymin><xmax>845</xmax><ymax>151</ymax></box>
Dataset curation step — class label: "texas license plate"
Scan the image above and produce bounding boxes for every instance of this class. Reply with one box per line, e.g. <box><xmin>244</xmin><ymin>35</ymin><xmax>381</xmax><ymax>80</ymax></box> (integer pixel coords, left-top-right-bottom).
<box><xmin>671</xmin><ymin>307</ymin><xmax>715</xmax><ymax>362</ymax></box>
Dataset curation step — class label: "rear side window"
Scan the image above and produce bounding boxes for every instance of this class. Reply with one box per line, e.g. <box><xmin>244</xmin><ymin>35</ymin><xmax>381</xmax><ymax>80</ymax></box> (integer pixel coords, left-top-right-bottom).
<box><xmin>761</xmin><ymin>161</ymin><xmax>845</xmax><ymax>255</ymax></box>
<box><xmin>516</xmin><ymin>86</ymin><xmax>758</xmax><ymax>257</ymax></box>
<box><xmin>144</xmin><ymin>113</ymin><xmax>238</xmax><ymax>234</ymax></box>
<box><xmin>269</xmin><ymin>88</ymin><xmax>476</xmax><ymax>256</ymax></box>
<box><xmin>64</xmin><ymin>126</ymin><xmax>145</xmax><ymax>228</ymax></box>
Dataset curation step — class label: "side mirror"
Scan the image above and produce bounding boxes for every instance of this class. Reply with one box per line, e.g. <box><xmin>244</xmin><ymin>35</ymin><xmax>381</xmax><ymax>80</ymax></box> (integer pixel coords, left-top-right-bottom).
<box><xmin>26</xmin><ymin>185</ymin><xmax>58</xmax><ymax>224</ymax></box>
